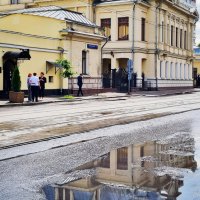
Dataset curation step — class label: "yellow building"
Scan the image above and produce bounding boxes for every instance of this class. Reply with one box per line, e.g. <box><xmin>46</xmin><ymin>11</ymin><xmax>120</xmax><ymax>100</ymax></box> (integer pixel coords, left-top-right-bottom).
<box><xmin>95</xmin><ymin>0</ymin><xmax>199</xmax><ymax>90</ymax></box>
<box><xmin>0</xmin><ymin>0</ymin><xmax>198</xmax><ymax>91</ymax></box>
<box><xmin>193</xmin><ymin>47</ymin><xmax>200</xmax><ymax>87</ymax></box>
<box><xmin>0</xmin><ymin>6</ymin><xmax>105</xmax><ymax>97</ymax></box>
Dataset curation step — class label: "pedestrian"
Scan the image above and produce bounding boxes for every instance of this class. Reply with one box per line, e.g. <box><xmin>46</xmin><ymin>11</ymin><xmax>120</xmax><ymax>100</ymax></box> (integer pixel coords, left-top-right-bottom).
<box><xmin>30</xmin><ymin>72</ymin><xmax>39</xmax><ymax>102</ymax></box>
<box><xmin>27</xmin><ymin>73</ymin><xmax>32</xmax><ymax>102</ymax></box>
<box><xmin>39</xmin><ymin>72</ymin><xmax>46</xmax><ymax>99</ymax></box>
<box><xmin>77</xmin><ymin>74</ymin><xmax>83</xmax><ymax>96</ymax></box>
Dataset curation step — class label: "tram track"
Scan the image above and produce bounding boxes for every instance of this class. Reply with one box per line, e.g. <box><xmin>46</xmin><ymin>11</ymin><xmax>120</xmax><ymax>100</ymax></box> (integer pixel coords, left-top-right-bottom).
<box><xmin>1</xmin><ymin>96</ymin><xmax>200</xmax><ymax>151</ymax></box>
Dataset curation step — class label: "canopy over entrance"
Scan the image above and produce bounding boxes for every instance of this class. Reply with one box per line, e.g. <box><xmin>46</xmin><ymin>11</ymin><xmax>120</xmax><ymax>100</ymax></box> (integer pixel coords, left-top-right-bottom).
<box><xmin>46</xmin><ymin>61</ymin><xmax>63</xmax><ymax>74</ymax></box>
<box><xmin>3</xmin><ymin>49</ymin><xmax>31</xmax><ymax>61</ymax></box>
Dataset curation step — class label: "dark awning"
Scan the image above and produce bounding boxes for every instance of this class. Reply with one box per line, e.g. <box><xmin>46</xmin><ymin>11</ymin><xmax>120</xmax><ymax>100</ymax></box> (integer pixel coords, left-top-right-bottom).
<box><xmin>3</xmin><ymin>49</ymin><xmax>31</xmax><ymax>60</ymax></box>
<box><xmin>46</xmin><ymin>61</ymin><xmax>63</xmax><ymax>74</ymax></box>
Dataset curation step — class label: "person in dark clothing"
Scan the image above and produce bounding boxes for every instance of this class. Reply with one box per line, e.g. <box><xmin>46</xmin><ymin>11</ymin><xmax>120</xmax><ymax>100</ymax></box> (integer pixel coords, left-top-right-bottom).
<box><xmin>77</xmin><ymin>74</ymin><xmax>83</xmax><ymax>96</ymax></box>
<box><xmin>39</xmin><ymin>72</ymin><xmax>47</xmax><ymax>99</ymax></box>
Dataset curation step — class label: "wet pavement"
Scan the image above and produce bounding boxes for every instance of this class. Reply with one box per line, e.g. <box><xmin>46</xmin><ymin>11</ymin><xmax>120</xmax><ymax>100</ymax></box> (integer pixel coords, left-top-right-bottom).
<box><xmin>0</xmin><ymin>109</ymin><xmax>200</xmax><ymax>199</ymax></box>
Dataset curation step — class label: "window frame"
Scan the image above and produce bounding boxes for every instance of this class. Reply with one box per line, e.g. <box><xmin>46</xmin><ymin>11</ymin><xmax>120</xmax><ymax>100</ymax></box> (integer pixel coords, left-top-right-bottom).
<box><xmin>82</xmin><ymin>50</ymin><xmax>87</xmax><ymax>75</ymax></box>
<box><xmin>10</xmin><ymin>0</ymin><xmax>19</xmax><ymax>4</ymax></box>
<box><xmin>118</xmin><ymin>17</ymin><xmax>129</xmax><ymax>41</ymax></box>
<box><xmin>141</xmin><ymin>18</ymin><xmax>146</xmax><ymax>41</ymax></box>
<box><xmin>117</xmin><ymin>147</ymin><xmax>128</xmax><ymax>170</ymax></box>
<box><xmin>101</xmin><ymin>18</ymin><xmax>111</xmax><ymax>39</ymax></box>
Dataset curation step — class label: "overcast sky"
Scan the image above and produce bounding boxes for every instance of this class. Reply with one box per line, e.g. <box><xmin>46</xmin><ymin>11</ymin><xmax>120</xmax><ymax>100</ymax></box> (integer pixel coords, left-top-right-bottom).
<box><xmin>196</xmin><ymin>0</ymin><xmax>200</xmax><ymax>45</ymax></box>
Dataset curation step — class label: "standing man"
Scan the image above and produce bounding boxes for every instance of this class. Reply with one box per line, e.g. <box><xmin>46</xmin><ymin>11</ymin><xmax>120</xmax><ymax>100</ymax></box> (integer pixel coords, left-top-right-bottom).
<box><xmin>39</xmin><ymin>72</ymin><xmax>47</xmax><ymax>99</ymax></box>
<box><xmin>30</xmin><ymin>72</ymin><xmax>39</xmax><ymax>102</ymax></box>
<box><xmin>77</xmin><ymin>74</ymin><xmax>83</xmax><ymax>96</ymax></box>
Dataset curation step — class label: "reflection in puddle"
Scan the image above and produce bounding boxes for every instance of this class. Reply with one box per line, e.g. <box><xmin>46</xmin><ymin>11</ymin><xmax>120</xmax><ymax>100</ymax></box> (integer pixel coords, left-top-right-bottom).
<box><xmin>44</xmin><ymin>132</ymin><xmax>197</xmax><ymax>200</ymax></box>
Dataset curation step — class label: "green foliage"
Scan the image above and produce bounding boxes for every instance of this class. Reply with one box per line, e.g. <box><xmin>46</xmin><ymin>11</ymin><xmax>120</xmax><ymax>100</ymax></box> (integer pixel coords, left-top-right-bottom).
<box><xmin>63</xmin><ymin>95</ymin><xmax>74</xmax><ymax>99</ymax></box>
<box><xmin>198</xmin><ymin>43</ymin><xmax>200</xmax><ymax>48</ymax></box>
<box><xmin>11</xmin><ymin>66</ymin><xmax>21</xmax><ymax>92</ymax></box>
<box><xmin>56</xmin><ymin>59</ymin><xmax>74</xmax><ymax>78</ymax></box>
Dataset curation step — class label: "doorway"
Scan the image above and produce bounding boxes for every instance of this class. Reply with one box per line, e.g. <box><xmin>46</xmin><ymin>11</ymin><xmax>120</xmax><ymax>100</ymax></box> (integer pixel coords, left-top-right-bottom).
<box><xmin>3</xmin><ymin>59</ymin><xmax>16</xmax><ymax>95</ymax></box>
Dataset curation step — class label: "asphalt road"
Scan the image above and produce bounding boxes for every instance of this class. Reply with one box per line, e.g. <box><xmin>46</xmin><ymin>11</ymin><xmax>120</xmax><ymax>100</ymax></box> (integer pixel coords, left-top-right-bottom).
<box><xmin>1</xmin><ymin>93</ymin><xmax>200</xmax><ymax>199</ymax></box>
<box><xmin>1</xmin><ymin>93</ymin><xmax>200</xmax><ymax>148</ymax></box>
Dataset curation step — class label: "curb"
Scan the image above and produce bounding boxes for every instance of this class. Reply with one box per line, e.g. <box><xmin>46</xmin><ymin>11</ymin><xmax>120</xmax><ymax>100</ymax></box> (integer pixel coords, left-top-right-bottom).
<box><xmin>0</xmin><ymin>95</ymin><xmax>130</xmax><ymax>108</ymax></box>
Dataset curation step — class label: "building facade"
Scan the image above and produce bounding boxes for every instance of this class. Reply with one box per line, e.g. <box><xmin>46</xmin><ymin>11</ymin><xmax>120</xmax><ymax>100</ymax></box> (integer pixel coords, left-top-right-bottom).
<box><xmin>95</xmin><ymin>0</ymin><xmax>198</xmax><ymax>89</ymax></box>
<box><xmin>193</xmin><ymin>47</ymin><xmax>200</xmax><ymax>87</ymax></box>
<box><xmin>0</xmin><ymin>0</ymin><xmax>199</xmax><ymax>92</ymax></box>
<box><xmin>0</xmin><ymin>6</ymin><xmax>105</xmax><ymax>97</ymax></box>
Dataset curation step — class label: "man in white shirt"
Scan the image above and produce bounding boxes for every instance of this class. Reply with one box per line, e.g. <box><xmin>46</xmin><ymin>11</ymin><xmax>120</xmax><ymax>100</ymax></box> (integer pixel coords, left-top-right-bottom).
<box><xmin>30</xmin><ymin>72</ymin><xmax>39</xmax><ymax>102</ymax></box>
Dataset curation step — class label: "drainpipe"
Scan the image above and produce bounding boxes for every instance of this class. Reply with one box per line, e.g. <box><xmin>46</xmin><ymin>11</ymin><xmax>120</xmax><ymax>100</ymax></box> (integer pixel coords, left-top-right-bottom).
<box><xmin>132</xmin><ymin>1</ymin><xmax>136</xmax><ymax>68</ymax></box>
<box><xmin>101</xmin><ymin>36</ymin><xmax>110</xmax><ymax>90</ymax></box>
<box><xmin>155</xmin><ymin>2</ymin><xmax>162</xmax><ymax>90</ymax></box>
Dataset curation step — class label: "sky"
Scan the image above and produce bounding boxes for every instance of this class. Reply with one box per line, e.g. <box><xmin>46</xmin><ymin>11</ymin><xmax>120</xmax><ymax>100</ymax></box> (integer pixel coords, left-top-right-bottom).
<box><xmin>196</xmin><ymin>0</ymin><xmax>200</xmax><ymax>45</ymax></box>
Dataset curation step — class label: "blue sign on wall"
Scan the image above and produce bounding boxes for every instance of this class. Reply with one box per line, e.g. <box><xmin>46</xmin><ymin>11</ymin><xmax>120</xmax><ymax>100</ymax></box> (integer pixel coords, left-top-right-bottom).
<box><xmin>87</xmin><ymin>44</ymin><xmax>98</xmax><ymax>49</ymax></box>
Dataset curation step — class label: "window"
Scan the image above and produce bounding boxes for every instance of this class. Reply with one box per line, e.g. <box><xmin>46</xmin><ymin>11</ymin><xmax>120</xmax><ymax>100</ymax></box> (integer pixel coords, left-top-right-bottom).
<box><xmin>171</xmin><ymin>25</ymin><xmax>174</xmax><ymax>46</ymax></box>
<box><xmin>180</xmin><ymin>63</ymin><xmax>182</xmax><ymax>79</ymax></box>
<box><xmin>161</xmin><ymin>21</ymin><xmax>164</xmax><ymax>42</ymax></box>
<box><xmin>167</xmin><ymin>24</ymin><xmax>169</xmax><ymax>44</ymax></box>
<box><xmin>180</xmin><ymin>29</ymin><xmax>182</xmax><ymax>48</ymax></box>
<box><xmin>57</xmin><ymin>188</ymin><xmax>63</xmax><ymax>200</ymax></box>
<box><xmin>175</xmin><ymin>63</ymin><xmax>178</xmax><ymax>79</ymax></box>
<box><xmin>176</xmin><ymin>27</ymin><xmax>178</xmax><ymax>47</ymax></box>
<box><xmin>141</xmin><ymin>18</ymin><xmax>145</xmax><ymax>41</ymax></box>
<box><xmin>117</xmin><ymin>147</ymin><xmax>128</xmax><ymax>170</ymax></box>
<box><xmin>160</xmin><ymin>61</ymin><xmax>163</xmax><ymax>78</ymax></box>
<box><xmin>101</xmin><ymin>18</ymin><xmax>111</xmax><ymax>38</ymax></box>
<box><xmin>170</xmin><ymin>62</ymin><xmax>173</xmax><ymax>79</ymax></box>
<box><xmin>65</xmin><ymin>189</ymin><xmax>70</xmax><ymax>200</ymax></box>
<box><xmin>165</xmin><ymin>61</ymin><xmax>168</xmax><ymax>79</ymax></box>
<box><xmin>188</xmin><ymin>64</ymin><xmax>190</xmax><ymax>79</ymax></box>
<box><xmin>10</xmin><ymin>0</ymin><xmax>18</xmax><ymax>4</ymax></box>
<box><xmin>100</xmin><ymin>153</ymin><xmax>110</xmax><ymax>168</ymax></box>
<box><xmin>184</xmin><ymin>31</ymin><xmax>187</xmax><ymax>49</ymax></box>
<box><xmin>82</xmin><ymin>50</ymin><xmax>87</xmax><ymax>74</ymax></box>
<box><xmin>184</xmin><ymin>64</ymin><xmax>186</xmax><ymax>79</ymax></box>
<box><xmin>48</xmin><ymin>76</ymin><xmax>53</xmax><ymax>83</ymax></box>
<box><xmin>118</xmin><ymin>17</ymin><xmax>129</xmax><ymax>40</ymax></box>
<box><xmin>140</xmin><ymin>146</ymin><xmax>144</xmax><ymax>167</ymax></box>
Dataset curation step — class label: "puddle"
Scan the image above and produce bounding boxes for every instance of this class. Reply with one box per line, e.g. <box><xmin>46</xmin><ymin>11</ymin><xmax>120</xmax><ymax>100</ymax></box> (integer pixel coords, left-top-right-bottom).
<box><xmin>44</xmin><ymin>132</ymin><xmax>197</xmax><ymax>200</ymax></box>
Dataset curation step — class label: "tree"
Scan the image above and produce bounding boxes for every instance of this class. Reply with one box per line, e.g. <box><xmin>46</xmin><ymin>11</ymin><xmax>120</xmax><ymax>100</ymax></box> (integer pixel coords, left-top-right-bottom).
<box><xmin>56</xmin><ymin>59</ymin><xmax>74</xmax><ymax>78</ymax></box>
<box><xmin>198</xmin><ymin>43</ymin><xmax>200</xmax><ymax>48</ymax></box>
<box><xmin>11</xmin><ymin>66</ymin><xmax>21</xmax><ymax>92</ymax></box>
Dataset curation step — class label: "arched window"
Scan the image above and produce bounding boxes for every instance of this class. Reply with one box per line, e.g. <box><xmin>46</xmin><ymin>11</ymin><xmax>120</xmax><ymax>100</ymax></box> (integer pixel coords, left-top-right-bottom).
<box><xmin>165</xmin><ymin>61</ymin><xmax>168</xmax><ymax>79</ymax></box>
<box><xmin>170</xmin><ymin>62</ymin><xmax>173</xmax><ymax>79</ymax></box>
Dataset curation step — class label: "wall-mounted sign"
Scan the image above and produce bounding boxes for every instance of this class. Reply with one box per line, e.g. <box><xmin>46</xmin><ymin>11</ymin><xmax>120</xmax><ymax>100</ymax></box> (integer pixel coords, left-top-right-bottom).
<box><xmin>87</xmin><ymin>44</ymin><xmax>98</xmax><ymax>49</ymax></box>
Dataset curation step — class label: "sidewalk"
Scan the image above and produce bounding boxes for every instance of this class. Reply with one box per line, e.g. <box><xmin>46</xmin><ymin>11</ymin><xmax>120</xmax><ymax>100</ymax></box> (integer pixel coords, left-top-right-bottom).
<box><xmin>0</xmin><ymin>88</ymin><xmax>199</xmax><ymax>107</ymax></box>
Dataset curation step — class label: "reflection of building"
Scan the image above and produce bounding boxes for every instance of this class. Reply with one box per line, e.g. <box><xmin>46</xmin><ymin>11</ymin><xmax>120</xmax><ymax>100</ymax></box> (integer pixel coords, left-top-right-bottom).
<box><xmin>51</xmin><ymin>133</ymin><xmax>196</xmax><ymax>200</ymax></box>
<box><xmin>193</xmin><ymin>47</ymin><xmax>200</xmax><ymax>87</ymax></box>
<box><xmin>0</xmin><ymin>6</ymin><xmax>105</xmax><ymax>97</ymax></box>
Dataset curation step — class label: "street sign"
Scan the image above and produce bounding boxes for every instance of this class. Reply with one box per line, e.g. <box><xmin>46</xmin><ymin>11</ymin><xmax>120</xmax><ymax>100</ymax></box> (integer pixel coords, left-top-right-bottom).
<box><xmin>127</xmin><ymin>59</ymin><xmax>134</xmax><ymax>95</ymax></box>
<box><xmin>127</xmin><ymin>59</ymin><xmax>133</xmax><ymax>80</ymax></box>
